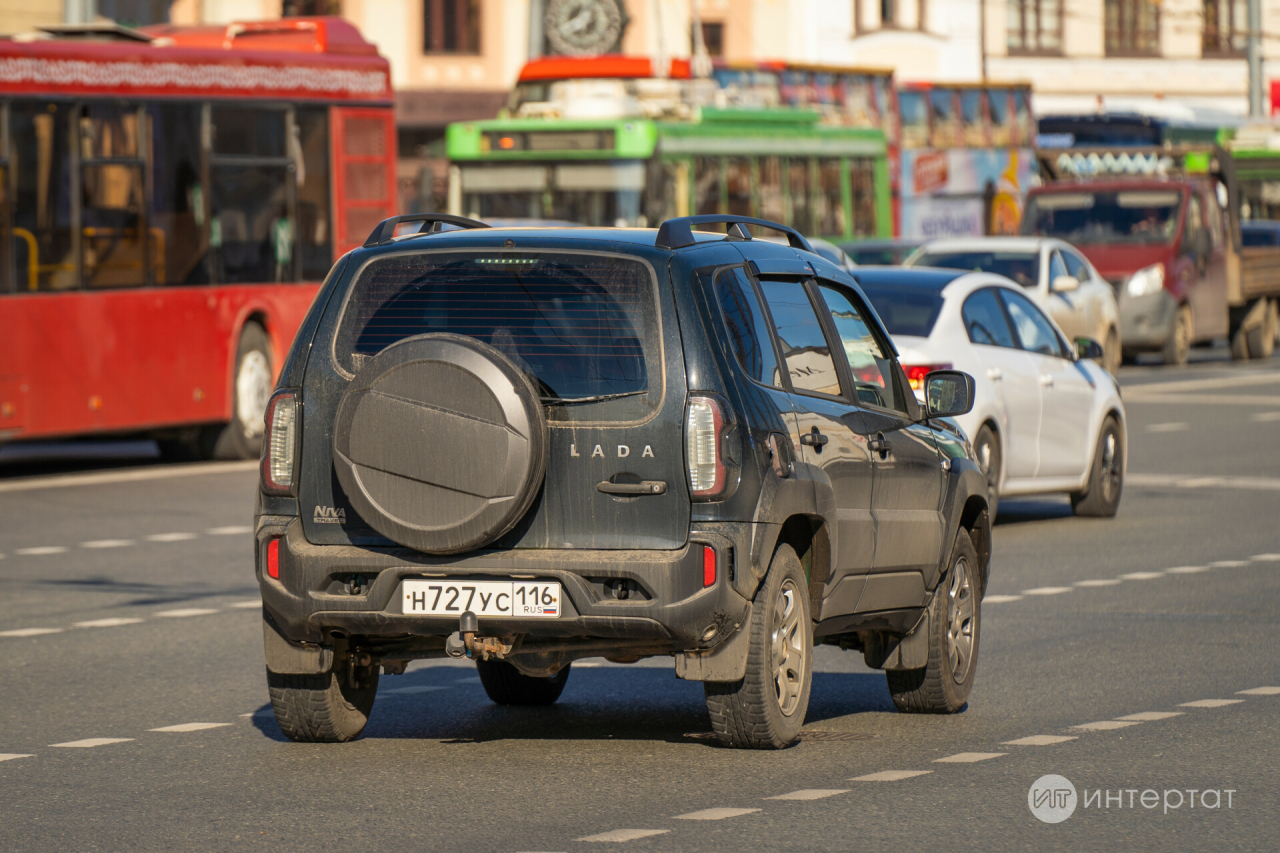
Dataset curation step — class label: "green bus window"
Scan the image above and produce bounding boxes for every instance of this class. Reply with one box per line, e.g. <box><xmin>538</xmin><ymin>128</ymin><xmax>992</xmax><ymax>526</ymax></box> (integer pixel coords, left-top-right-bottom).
<box><xmin>816</xmin><ymin>159</ymin><xmax>845</xmax><ymax>237</ymax></box>
<box><xmin>694</xmin><ymin>156</ymin><xmax>721</xmax><ymax>215</ymax></box>
<box><xmin>850</xmin><ymin>159</ymin><xmax>878</xmax><ymax>238</ymax></box>
<box><xmin>759</xmin><ymin>157</ymin><xmax>784</xmax><ymax>225</ymax></box>
<box><xmin>726</xmin><ymin>157</ymin><xmax>751</xmax><ymax>218</ymax></box>
<box><xmin>788</xmin><ymin>158</ymin><xmax>813</xmax><ymax>235</ymax></box>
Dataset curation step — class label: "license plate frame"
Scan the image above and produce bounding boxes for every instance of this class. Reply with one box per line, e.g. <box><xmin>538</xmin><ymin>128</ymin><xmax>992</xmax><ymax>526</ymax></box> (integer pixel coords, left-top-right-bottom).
<box><xmin>402</xmin><ymin>579</ymin><xmax>561</xmax><ymax>618</ymax></box>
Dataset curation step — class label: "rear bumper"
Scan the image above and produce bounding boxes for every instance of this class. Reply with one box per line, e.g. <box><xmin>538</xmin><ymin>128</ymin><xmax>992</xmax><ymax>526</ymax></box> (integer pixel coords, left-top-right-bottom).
<box><xmin>255</xmin><ymin>516</ymin><xmax>750</xmax><ymax>654</ymax></box>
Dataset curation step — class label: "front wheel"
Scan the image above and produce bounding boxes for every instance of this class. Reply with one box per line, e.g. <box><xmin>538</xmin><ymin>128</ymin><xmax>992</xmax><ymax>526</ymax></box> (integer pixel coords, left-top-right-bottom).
<box><xmin>704</xmin><ymin>543</ymin><xmax>812</xmax><ymax>749</ymax></box>
<box><xmin>1162</xmin><ymin>305</ymin><xmax>1191</xmax><ymax>366</ymax></box>
<box><xmin>1071</xmin><ymin>416</ymin><xmax>1124</xmax><ymax>518</ymax></box>
<box><xmin>886</xmin><ymin>531</ymin><xmax>981</xmax><ymax>714</ymax></box>
<box><xmin>1102</xmin><ymin>327</ymin><xmax>1122</xmax><ymax>376</ymax></box>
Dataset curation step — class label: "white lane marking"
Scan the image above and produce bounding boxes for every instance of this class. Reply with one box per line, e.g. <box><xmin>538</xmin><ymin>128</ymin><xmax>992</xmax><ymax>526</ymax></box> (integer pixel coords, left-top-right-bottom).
<box><xmin>1251</xmin><ymin>411</ymin><xmax>1280</xmax><ymax>422</ymax></box>
<box><xmin>577</xmin><ymin>829</ymin><xmax>669</xmax><ymax>842</ymax></box>
<box><xmin>766</xmin><ymin>789</ymin><xmax>850</xmax><ymax>800</ymax></box>
<box><xmin>1251</xmin><ymin>553</ymin><xmax>1280</xmax><ymax>561</ymax></box>
<box><xmin>1002</xmin><ymin>735</ymin><xmax>1077</xmax><ymax>746</ymax></box>
<box><xmin>850</xmin><ymin>770</ymin><xmax>932</xmax><ymax>781</ymax></box>
<box><xmin>206</xmin><ymin>525</ymin><xmax>253</xmax><ymax>535</ymax></box>
<box><xmin>73</xmin><ymin>618</ymin><xmax>144</xmax><ymax>628</ymax></box>
<box><xmin>1072</xmin><ymin>720</ymin><xmax>1142</xmax><ymax>731</ymax></box>
<box><xmin>148</xmin><ymin>723</ymin><xmax>233</xmax><ymax>732</ymax></box>
<box><xmin>0</xmin><ymin>460</ymin><xmax>259</xmax><ymax>494</ymax></box>
<box><xmin>0</xmin><ymin>627</ymin><xmax>63</xmax><ymax>637</ymax></box>
<box><xmin>454</xmin><ymin>676</ymin><xmax>482</xmax><ymax>684</ymax></box>
<box><xmin>145</xmin><ymin>532</ymin><xmax>197</xmax><ymax>543</ymax></box>
<box><xmin>674</xmin><ymin>808</ymin><xmax>760</xmax><ymax>820</ymax></box>
<box><xmin>0</xmin><ymin>754</ymin><xmax>34</xmax><ymax>762</ymax></box>
<box><xmin>1123</xmin><ymin>371</ymin><xmax>1280</xmax><ymax>396</ymax></box>
<box><xmin>1180</xmin><ymin>699</ymin><xmax>1244</xmax><ymax>708</ymax></box>
<box><xmin>1022</xmin><ymin>587</ymin><xmax>1073</xmax><ymax>596</ymax></box>
<box><xmin>1117</xmin><ymin>711</ymin><xmax>1183</xmax><ymax>722</ymax></box>
<box><xmin>934</xmin><ymin>752</ymin><xmax>1005</xmax><ymax>763</ymax></box>
<box><xmin>80</xmin><ymin>539</ymin><xmax>135</xmax><ymax>549</ymax></box>
<box><xmin>1075</xmin><ymin>579</ymin><xmax>1123</xmax><ymax>587</ymax></box>
<box><xmin>982</xmin><ymin>594</ymin><xmax>1022</xmax><ymax>603</ymax></box>
<box><xmin>15</xmin><ymin>546</ymin><xmax>68</xmax><ymax>556</ymax></box>
<box><xmin>155</xmin><ymin>608</ymin><xmax>218</xmax><ymax>618</ymax></box>
<box><xmin>50</xmin><ymin>738</ymin><xmax>134</xmax><ymax>748</ymax></box>
<box><xmin>228</xmin><ymin>600</ymin><xmax>262</xmax><ymax>609</ymax></box>
<box><xmin>1211</xmin><ymin>560</ymin><xmax>1249</xmax><ymax>568</ymax></box>
<box><xmin>1238</xmin><ymin>686</ymin><xmax>1280</xmax><ymax>695</ymax></box>
<box><xmin>1166</xmin><ymin>566</ymin><xmax>1211</xmax><ymax>574</ymax></box>
<box><xmin>1128</xmin><ymin>473</ymin><xmax>1280</xmax><ymax>491</ymax></box>
<box><xmin>383</xmin><ymin>685</ymin><xmax>450</xmax><ymax>695</ymax></box>
<box><xmin>1120</xmin><ymin>571</ymin><xmax>1164</xmax><ymax>580</ymax></box>
<box><xmin>1145</xmin><ymin>422</ymin><xmax>1188</xmax><ymax>433</ymax></box>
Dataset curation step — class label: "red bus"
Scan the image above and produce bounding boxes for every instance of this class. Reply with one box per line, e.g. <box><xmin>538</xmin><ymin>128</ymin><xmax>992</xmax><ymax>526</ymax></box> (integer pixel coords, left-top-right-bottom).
<box><xmin>0</xmin><ymin>17</ymin><xmax>397</xmax><ymax>459</ymax></box>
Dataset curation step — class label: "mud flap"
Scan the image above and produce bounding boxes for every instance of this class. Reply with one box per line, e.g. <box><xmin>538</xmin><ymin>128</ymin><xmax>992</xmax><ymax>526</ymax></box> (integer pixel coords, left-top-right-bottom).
<box><xmin>263</xmin><ymin>617</ymin><xmax>333</xmax><ymax>675</ymax></box>
<box><xmin>864</xmin><ymin>608</ymin><xmax>930</xmax><ymax>671</ymax></box>
<box><xmin>674</xmin><ymin>604</ymin><xmax>752</xmax><ymax>682</ymax></box>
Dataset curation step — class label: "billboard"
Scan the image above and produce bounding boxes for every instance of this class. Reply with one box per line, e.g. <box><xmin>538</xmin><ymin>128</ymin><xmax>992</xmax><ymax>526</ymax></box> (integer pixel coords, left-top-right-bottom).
<box><xmin>900</xmin><ymin>148</ymin><xmax>1035</xmax><ymax>240</ymax></box>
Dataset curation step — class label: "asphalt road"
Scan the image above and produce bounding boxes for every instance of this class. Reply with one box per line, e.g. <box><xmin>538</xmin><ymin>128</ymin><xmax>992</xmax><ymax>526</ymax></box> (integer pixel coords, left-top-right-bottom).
<box><xmin>1</xmin><ymin>353</ymin><xmax>1277</xmax><ymax>852</ymax></box>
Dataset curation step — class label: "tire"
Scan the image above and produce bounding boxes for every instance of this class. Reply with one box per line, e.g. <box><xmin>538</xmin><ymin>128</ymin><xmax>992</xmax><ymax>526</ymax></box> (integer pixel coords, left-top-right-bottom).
<box><xmin>1162</xmin><ymin>305</ymin><xmax>1191</xmax><ymax>366</ymax></box>
<box><xmin>972</xmin><ymin>424</ymin><xmax>1001</xmax><ymax>521</ymax></box>
<box><xmin>267</xmin><ymin>659</ymin><xmax>379</xmax><ymax>743</ymax></box>
<box><xmin>475</xmin><ymin>659</ymin><xmax>571</xmax><ymax>706</ymax></box>
<box><xmin>209</xmin><ymin>323</ymin><xmax>273</xmax><ymax>460</ymax></box>
<box><xmin>1245</xmin><ymin>299</ymin><xmax>1276</xmax><ymax>360</ymax></box>
<box><xmin>1070</xmin><ymin>416</ymin><xmax>1124</xmax><ymax>518</ymax></box>
<box><xmin>1102</xmin><ymin>327</ymin><xmax>1121</xmax><ymax>376</ymax></box>
<box><xmin>704</xmin><ymin>543</ymin><xmax>812</xmax><ymax>749</ymax></box>
<box><xmin>886</xmin><ymin>531</ymin><xmax>980</xmax><ymax>714</ymax></box>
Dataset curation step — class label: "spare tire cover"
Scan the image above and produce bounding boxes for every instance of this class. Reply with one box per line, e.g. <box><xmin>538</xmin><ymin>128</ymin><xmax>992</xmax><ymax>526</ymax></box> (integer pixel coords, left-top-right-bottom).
<box><xmin>333</xmin><ymin>333</ymin><xmax>547</xmax><ymax>554</ymax></box>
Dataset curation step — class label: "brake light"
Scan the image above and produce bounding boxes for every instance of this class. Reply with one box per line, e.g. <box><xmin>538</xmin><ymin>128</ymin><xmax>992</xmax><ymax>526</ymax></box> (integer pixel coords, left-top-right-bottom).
<box><xmin>685</xmin><ymin>395</ymin><xmax>727</xmax><ymax>499</ymax></box>
<box><xmin>266</xmin><ymin>538</ymin><xmax>280</xmax><ymax>579</ymax></box>
<box><xmin>703</xmin><ymin>546</ymin><xmax>716</xmax><ymax>587</ymax></box>
<box><xmin>904</xmin><ymin>363</ymin><xmax>952</xmax><ymax>392</ymax></box>
<box><xmin>261</xmin><ymin>390</ymin><xmax>299</xmax><ymax>495</ymax></box>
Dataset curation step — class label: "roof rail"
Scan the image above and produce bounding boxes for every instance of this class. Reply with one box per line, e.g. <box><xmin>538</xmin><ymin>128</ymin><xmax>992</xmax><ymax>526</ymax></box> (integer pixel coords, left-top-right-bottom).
<box><xmin>363</xmin><ymin>214</ymin><xmax>490</xmax><ymax>248</ymax></box>
<box><xmin>655</xmin><ymin>215</ymin><xmax>815</xmax><ymax>253</ymax></box>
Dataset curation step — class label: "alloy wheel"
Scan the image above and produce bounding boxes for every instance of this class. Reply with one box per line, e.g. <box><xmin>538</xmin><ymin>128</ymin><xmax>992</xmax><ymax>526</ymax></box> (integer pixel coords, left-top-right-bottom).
<box><xmin>771</xmin><ymin>579</ymin><xmax>806</xmax><ymax>716</ymax></box>
<box><xmin>945</xmin><ymin>558</ymin><xmax>976</xmax><ymax>684</ymax></box>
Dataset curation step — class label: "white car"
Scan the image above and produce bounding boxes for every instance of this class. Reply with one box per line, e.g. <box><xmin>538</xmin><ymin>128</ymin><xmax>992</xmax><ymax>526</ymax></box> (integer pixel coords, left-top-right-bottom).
<box><xmin>905</xmin><ymin>237</ymin><xmax>1122</xmax><ymax>376</ymax></box>
<box><xmin>854</xmin><ymin>266</ymin><xmax>1127</xmax><ymax>518</ymax></box>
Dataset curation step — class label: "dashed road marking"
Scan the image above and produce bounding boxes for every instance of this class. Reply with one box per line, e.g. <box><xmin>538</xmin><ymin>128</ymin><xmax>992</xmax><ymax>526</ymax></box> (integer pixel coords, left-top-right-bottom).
<box><xmin>1117</xmin><ymin>711</ymin><xmax>1183</xmax><ymax>722</ymax></box>
<box><xmin>934</xmin><ymin>752</ymin><xmax>1005</xmax><ymax>763</ymax></box>
<box><xmin>1166</xmin><ymin>566</ymin><xmax>1211</xmax><ymax>574</ymax></box>
<box><xmin>1072</xmin><ymin>720</ymin><xmax>1142</xmax><ymax>731</ymax></box>
<box><xmin>1252</xmin><ymin>553</ymin><xmax>1280</xmax><ymax>561</ymax></box>
<box><xmin>145</xmin><ymin>532</ymin><xmax>197</xmax><ymax>543</ymax></box>
<box><xmin>207</xmin><ymin>526</ymin><xmax>252</xmax><ymax>535</ymax></box>
<box><xmin>0</xmin><ymin>754</ymin><xmax>33</xmax><ymax>762</ymax></box>
<box><xmin>15</xmin><ymin>546</ymin><xmax>68</xmax><ymax>556</ymax></box>
<box><xmin>1211</xmin><ymin>560</ymin><xmax>1249</xmax><ymax>568</ymax></box>
<box><xmin>1238</xmin><ymin>686</ymin><xmax>1280</xmax><ymax>695</ymax></box>
<box><xmin>73</xmin><ymin>618</ymin><xmax>144</xmax><ymax>628</ymax></box>
<box><xmin>674</xmin><ymin>808</ymin><xmax>760</xmax><ymax>820</ymax></box>
<box><xmin>80</xmin><ymin>539</ymin><xmax>135</xmax><ymax>549</ymax></box>
<box><xmin>1075</xmin><ymin>579</ymin><xmax>1122</xmax><ymax>587</ymax></box>
<box><xmin>155</xmin><ymin>608</ymin><xmax>218</xmax><ymax>618</ymax></box>
<box><xmin>1002</xmin><ymin>735</ymin><xmax>1076</xmax><ymax>746</ymax></box>
<box><xmin>577</xmin><ymin>829</ymin><xmax>669</xmax><ymax>842</ymax></box>
<box><xmin>148</xmin><ymin>723</ymin><xmax>232</xmax><ymax>732</ymax></box>
<box><xmin>50</xmin><ymin>738</ymin><xmax>134</xmax><ymax>748</ymax></box>
<box><xmin>850</xmin><ymin>770</ymin><xmax>932</xmax><ymax>781</ymax></box>
<box><xmin>1022</xmin><ymin>587</ymin><xmax>1073</xmax><ymax>596</ymax></box>
<box><xmin>1120</xmin><ymin>571</ymin><xmax>1164</xmax><ymax>580</ymax></box>
<box><xmin>1180</xmin><ymin>699</ymin><xmax>1244</xmax><ymax>708</ymax></box>
<box><xmin>0</xmin><ymin>460</ymin><xmax>258</xmax><ymax>494</ymax></box>
<box><xmin>228</xmin><ymin>600</ymin><xmax>261</xmax><ymax>609</ymax></box>
<box><xmin>982</xmin><ymin>594</ymin><xmax>1022</xmax><ymax>603</ymax></box>
<box><xmin>0</xmin><ymin>627</ymin><xmax>63</xmax><ymax>637</ymax></box>
<box><xmin>383</xmin><ymin>686</ymin><xmax>450</xmax><ymax>695</ymax></box>
<box><xmin>1146</xmin><ymin>422</ymin><xmax>1188</xmax><ymax>433</ymax></box>
<box><xmin>766</xmin><ymin>789</ymin><xmax>850</xmax><ymax>800</ymax></box>
<box><xmin>1251</xmin><ymin>411</ymin><xmax>1280</xmax><ymax>422</ymax></box>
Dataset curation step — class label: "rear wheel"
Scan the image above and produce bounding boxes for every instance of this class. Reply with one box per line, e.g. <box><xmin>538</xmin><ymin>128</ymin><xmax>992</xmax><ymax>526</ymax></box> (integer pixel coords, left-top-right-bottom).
<box><xmin>475</xmin><ymin>659</ymin><xmax>571</xmax><ymax>706</ymax></box>
<box><xmin>1102</xmin><ymin>327</ymin><xmax>1121</xmax><ymax>375</ymax></box>
<box><xmin>1162</xmin><ymin>305</ymin><xmax>1191</xmax><ymax>366</ymax></box>
<box><xmin>208</xmin><ymin>323</ymin><xmax>273</xmax><ymax>459</ymax></box>
<box><xmin>972</xmin><ymin>425</ymin><xmax>1001</xmax><ymax>521</ymax></box>
<box><xmin>1245</xmin><ymin>299</ymin><xmax>1276</xmax><ymax>360</ymax></box>
<box><xmin>704</xmin><ymin>543</ymin><xmax>812</xmax><ymax>749</ymax></box>
<box><xmin>267</xmin><ymin>657</ymin><xmax>379</xmax><ymax>743</ymax></box>
<box><xmin>1071</xmin><ymin>416</ymin><xmax>1124</xmax><ymax>518</ymax></box>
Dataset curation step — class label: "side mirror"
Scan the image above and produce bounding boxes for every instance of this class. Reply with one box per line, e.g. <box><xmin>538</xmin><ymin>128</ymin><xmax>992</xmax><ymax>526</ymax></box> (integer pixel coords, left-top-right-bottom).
<box><xmin>924</xmin><ymin>370</ymin><xmax>976</xmax><ymax>419</ymax></box>
<box><xmin>1051</xmin><ymin>274</ymin><xmax>1080</xmax><ymax>293</ymax></box>
<box><xmin>1075</xmin><ymin>337</ymin><xmax>1105</xmax><ymax>361</ymax></box>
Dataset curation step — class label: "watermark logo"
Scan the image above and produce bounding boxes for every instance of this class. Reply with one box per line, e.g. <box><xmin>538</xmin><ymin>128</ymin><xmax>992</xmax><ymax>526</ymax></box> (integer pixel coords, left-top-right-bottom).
<box><xmin>1029</xmin><ymin>774</ymin><xmax>1078</xmax><ymax>824</ymax></box>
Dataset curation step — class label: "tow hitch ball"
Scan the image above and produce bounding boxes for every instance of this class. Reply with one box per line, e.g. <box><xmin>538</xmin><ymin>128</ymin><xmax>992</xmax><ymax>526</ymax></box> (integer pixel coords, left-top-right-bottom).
<box><xmin>445</xmin><ymin>611</ymin><xmax>513</xmax><ymax>661</ymax></box>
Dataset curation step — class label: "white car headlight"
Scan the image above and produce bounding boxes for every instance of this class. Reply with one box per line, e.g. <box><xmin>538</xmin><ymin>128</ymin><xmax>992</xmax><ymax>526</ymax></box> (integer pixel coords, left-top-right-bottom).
<box><xmin>1125</xmin><ymin>264</ymin><xmax>1165</xmax><ymax>297</ymax></box>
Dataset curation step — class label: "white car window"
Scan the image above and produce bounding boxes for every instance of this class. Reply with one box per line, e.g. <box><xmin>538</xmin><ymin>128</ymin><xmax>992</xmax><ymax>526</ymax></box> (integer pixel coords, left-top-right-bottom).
<box><xmin>1001</xmin><ymin>289</ymin><xmax>1068</xmax><ymax>358</ymax></box>
<box><xmin>1048</xmin><ymin>250</ymin><xmax>1067</xmax><ymax>285</ymax></box>
<box><xmin>961</xmin><ymin>288</ymin><xmax>1018</xmax><ymax>348</ymax></box>
<box><xmin>1062</xmin><ymin>249</ymin><xmax>1092</xmax><ymax>282</ymax></box>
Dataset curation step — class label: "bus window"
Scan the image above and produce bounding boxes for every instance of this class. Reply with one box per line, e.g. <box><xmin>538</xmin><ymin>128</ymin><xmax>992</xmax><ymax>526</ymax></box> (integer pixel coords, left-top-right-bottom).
<box><xmin>460</xmin><ymin>163</ymin><xmax>548</xmax><ymax>220</ymax></box>
<box><xmin>813</xmin><ymin>73</ymin><xmax>838</xmax><ymax>115</ymax></box>
<box><xmin>759</xmin><ymin>157</ymin><xmax>784</xmax><ymax>225</ymax></box>
<box><xmin>779</xmin><ymin>70</ymin><xmax>811</xmax><ymax>107</ymax></box>
<box><xmin>930</xmin><ymin>89</ymin><xmax>958</xmax><ymax>149</ymax></box>
<box><xmin>1013</xmin><ymin>89</ymin><xmax>1034</xmax><ymax>146</ymax></box>
<box><xmin>295</xmin><ymin>106</ymin><xmax>333</xmax><ymax>281</ymax></box>
<box><xmin>78</xmin><ymin>104</ymin><xmax>149</xmax><ymax>289</ymax></box>
<box><xmin>0</xmin><ymin>104</ymin><xmax>9</xmax><ymax>293</ymax></box>
<box><xmin>843</xmin><ymin>75</ymin><xmax>879</xmax><ymax>128</ymax></box>
<box><xmin>816</xmin><ymin>159</ymin><xmax>846</xmax><ymax>237</ymax></box>
<box><xmin>552</xmin><ymin>161</ymin><xmax>644</xmax><ymax>226</ymax></box>
<box><xmin>874</xmin><ymin>75</ymin><xmax>896</xmax><ymax>141</ymax></box>
<box><xmin>210</xmin><ymin>106</ymin><xmax>293</xmax><ymax>284</ymax></box>
<box><xmin>961</xmin><ymin>90</ymin><xmax>986</xmax><ymax>147</ymax></box>
<box><xmin>12</xmin><ymin>102</ymin><xmax>75</xmax><ymax>291</ymax></box>
<box><xmin>150</xmin><ymin>102</ymin><xmax>207</xmax><ymax>286</ymax></box>
<box><xmin>899</xmin><ymin>90</ymin><xmax>928</xmax><ymax>150</ymax></box>
<box><xmin>694</xmin><ymin>156</ymin><xmax>722</xmax><ymax>215</ymax></box>
<box><xmin>850</xmin><ymin>157</ymin><xmax>878</xmax><ymax>238</ymax></box>
<box><xmin>788</xmin><ymin>158</ymin><xmax>813</xmax><ymax>234</ymax></box>
<box><xmin>988</xmin><ymin>88</ymin><xmax>1014</xmax><ymax>147</ymax></box>
<box><xmin>726</xmin><ymin>158</ymin><xmax>751</xmax><ymax>218</ymax></box>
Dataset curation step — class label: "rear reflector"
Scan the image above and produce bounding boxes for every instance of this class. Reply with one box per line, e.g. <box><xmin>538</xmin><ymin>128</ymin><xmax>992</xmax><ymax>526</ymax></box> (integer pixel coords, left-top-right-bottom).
<box><xmin>266</xmin><ymin>538</ymin><xmax>280</xmax><ymax>579</ymax></box>
<box><xmin>261</xmin><ymin>390</ymin><xmax>298</xmax><ymax>495</ymax></box>
<box><xmin>703</xmin><ymin>545</ymin><xmax>716</xmax><ymax>587</ymax></box>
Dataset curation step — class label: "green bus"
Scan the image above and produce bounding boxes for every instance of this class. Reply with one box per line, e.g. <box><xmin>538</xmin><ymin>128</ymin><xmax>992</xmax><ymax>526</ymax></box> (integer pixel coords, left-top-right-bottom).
<box><xmin>445</xmin><ymin>107</ymin><xmax>891</xmax><ymax>241</ymax></box>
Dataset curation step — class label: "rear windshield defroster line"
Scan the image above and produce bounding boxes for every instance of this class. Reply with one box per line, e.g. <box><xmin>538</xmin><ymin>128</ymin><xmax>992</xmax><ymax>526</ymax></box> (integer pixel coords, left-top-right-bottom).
<box><xmin>333</xmin><ymin>250</ymin><xmax>660</xmax><ymax>414</ymax></box>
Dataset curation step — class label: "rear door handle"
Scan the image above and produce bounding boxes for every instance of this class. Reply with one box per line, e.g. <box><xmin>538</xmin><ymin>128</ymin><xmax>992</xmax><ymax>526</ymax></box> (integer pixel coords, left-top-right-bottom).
<box><xmin>868</xmin><ymin>435</ymin><xmax>891</xmax><ymax>459</ymax></box>
<box><xmin>799</xmin><ymin>426</ymin><xmax>829</xmax><ymax>449</ymax></box>
<box><xmin>596</xmin><ymin>480</ymin><xmax>667</xmax><ymax>496</ymax></box>
<box><xmin>987</xmin><ymin>367</ymin><xmax>1002</xmax><ymax>381</ymax></box>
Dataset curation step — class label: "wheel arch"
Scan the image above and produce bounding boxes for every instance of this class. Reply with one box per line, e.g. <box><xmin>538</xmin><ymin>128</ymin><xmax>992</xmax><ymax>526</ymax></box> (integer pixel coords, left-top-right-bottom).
<box><xmin>772</xmin><ymin>514</ymin><xmax>831</xmax><ymax>621</ymax></box>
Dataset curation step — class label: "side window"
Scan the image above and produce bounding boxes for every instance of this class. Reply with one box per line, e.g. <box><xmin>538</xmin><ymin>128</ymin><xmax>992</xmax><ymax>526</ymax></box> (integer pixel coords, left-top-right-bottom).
<box><xmin>1000</xmin><ymin>288</ymin><xmax>1068</xmax><ymax>358</ymax></box>
<box><xmin>961</xmin><ymin>288</ymin><xmax>1017</xmax><ymax>348</ymax></box>
<box><xmin>1047</xmin><ymin>250</ymin><xmax>1067</xmax><ymax>286</ymax></box>
<box><xmin>817</xmin><ymin>283</ymin><xmax>907</xmax><ymax>413</ymax></box>
<box><xmin>1062</xmin><ymin>249</ymin><xmax>1091</xmax><ymax>282</ymax></box>
<box><xmin>711</xmin><ymin>267</ymin><xmax>784</xmax><ymax>388</ymax></box>
<box><xmin>756</xmin><ymin>278</ymin><xmax>842</xmax><ymax>397</ymax></box>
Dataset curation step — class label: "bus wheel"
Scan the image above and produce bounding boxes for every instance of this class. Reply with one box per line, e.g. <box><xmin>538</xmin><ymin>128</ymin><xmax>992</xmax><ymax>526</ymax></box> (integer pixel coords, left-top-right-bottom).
<box><xmin>210</xmin><ymin>323</ymin><xmax>273</xmax><ymax>460</ymax></box>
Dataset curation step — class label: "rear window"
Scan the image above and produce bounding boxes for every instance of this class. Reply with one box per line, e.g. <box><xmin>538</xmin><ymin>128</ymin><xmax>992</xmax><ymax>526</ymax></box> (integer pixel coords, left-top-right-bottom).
<box><xmin>915</xmin><ymin>251</ymin><xmax>1040</xmax><ymax>289</ymax></box>
<box><xmin>335</xmin><ymin>251</ymin><xmax>659</xmax><ymax>416</ymax></box>
<box><xmin>857</xmin><ymin>284</ymin><xmax>945</xmax><ymax>338</ymax></box>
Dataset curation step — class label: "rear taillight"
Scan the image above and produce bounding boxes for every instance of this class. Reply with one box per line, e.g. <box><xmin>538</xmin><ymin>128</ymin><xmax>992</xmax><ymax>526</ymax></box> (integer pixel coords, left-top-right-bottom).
<box><xmin>261</xmin><ymin>390</ymin><xmax>299</xmax><ymax>496</ymax></box>
<box><xmin>904</xmin><ymin>363</ymin><xmax>952</xmax><ymax>392</ymax></box>
<box><xmin>685</xmin><ymin>395</ymin><xmax>727</xmax><ymax>500</ymax></box>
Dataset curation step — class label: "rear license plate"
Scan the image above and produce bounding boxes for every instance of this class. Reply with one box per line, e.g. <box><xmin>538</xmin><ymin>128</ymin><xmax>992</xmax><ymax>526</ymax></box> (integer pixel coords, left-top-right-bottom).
<box><xmin>402</xmin><ymin>580</ymin><xmax>561</xmax><ymax>618</ymax></box>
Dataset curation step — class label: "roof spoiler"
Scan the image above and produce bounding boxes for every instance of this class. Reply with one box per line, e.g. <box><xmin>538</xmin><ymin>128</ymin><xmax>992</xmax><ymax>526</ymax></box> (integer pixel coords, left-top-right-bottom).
<box><xmin>363</xmin><ymin>214</ymin><xmax>490</xmax><ymax>248</ymax></box>
<box><xmin>655</xmin><ymin>215</ymin><xmax>815</xmax><ymax>253</ymax></box>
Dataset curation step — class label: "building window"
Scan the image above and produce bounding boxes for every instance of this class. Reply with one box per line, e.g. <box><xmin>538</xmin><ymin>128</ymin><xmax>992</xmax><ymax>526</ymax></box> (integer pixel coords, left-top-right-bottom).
<box><xmin>1105</xmin><ymin>0</ymin><xmax>1160</xmax><ymax>56</ymax></box>
<box><xmin>423</xmin><ymin>0</ymin><xmax>481</xmax><ymax>55</ymax></box>
<box><xmin>282</xmin><ymin>0</ymin><xmax>342</xmax><ymax>14</ymax></box>
<box><xmin>699</xmin><ymin>22</ymin><xmax>724</xmax><ymax>57</ymax></box>
<box><xmin>1203</xmin><ymin>0</ymin><xmax>1247</xmax><ymax>55</ymax></box>
<box><xmin>1007</xmin><ymin>0</ymin><xmax>1062</xmax><ymax>54</ymax></box>
<box><xmin>855</xmin><ymin>0</ymin><xmax>926</xmax><ymax>32</ymax></box>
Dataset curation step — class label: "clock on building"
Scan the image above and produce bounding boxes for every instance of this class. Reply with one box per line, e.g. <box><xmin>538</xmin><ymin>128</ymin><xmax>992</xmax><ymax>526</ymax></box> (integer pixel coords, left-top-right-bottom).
<box><xmin>544</xmin><ymin>0</ymin><xmax>628</xmax><ymax>56</ymax></box>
